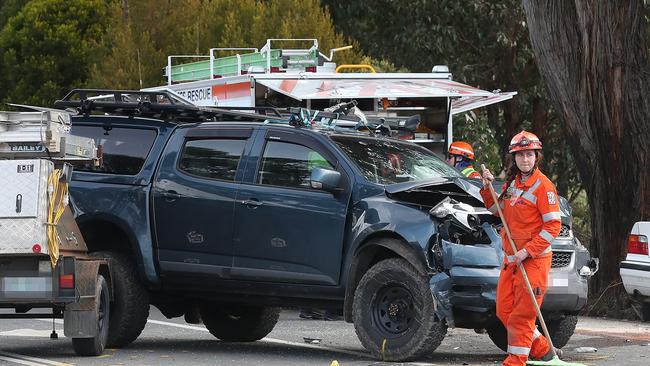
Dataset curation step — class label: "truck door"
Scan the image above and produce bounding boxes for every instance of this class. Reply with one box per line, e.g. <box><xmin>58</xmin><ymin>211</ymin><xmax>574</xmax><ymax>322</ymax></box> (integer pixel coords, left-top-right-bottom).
<box><xmin>152</xmin><ymin>127</ymin><xmax>254</xmax><ymax>279</ymax></box>
<box><xmin>231</xmin><ymin>130</ymin><xmax>350</xmax><ymax>285</ymax></box>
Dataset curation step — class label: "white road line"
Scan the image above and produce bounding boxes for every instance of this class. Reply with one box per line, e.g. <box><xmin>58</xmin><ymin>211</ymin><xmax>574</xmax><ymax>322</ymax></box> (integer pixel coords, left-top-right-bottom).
<box><xmin>0</xmin><ymin>352</ymin><xmax>71</xmax><ymax>366</ymax></box>
<box><xmin>0</xmin><ymin>355</ymin><xmax>46</xmax><ymax>366</ymax></box>
<box><xmin>0</xmin><ymin>351</ymin><xmax>72</xmax><ymax>366</ymax></box>
<box><xmin>147</xmin><ymin>319</ymin><xmax>208</xmax><ymax>331</ymax></box>
<box><xmin>146</xmin><ymin>319</ymin><xmax>370</xmax><ymax>358</ymax></box>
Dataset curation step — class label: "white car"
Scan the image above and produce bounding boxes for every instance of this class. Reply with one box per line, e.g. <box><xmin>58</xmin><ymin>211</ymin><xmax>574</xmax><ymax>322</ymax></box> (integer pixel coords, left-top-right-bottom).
<box><xmin>620</xmin><ymin>221</ymin><xmax>650</xmax><ymax>321</ymax></box>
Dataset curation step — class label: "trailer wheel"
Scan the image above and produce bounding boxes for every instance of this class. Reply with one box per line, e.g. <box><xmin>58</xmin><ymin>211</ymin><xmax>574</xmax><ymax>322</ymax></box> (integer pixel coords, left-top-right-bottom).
<box><xmin>72</xmin><ymin>275</ymin><xmax>110</xmax><ymax>356</ymax></box>
<box><xmin>353</xmin><ymin>258</ymin><xmax>447</xmax><ymax>361</ymax></box>
<box><xmin>92</xmin><ymin>251</ymin><xmax>149</xmax><ymax>348</ymax></box>
<box><xmin>200</xmin><ymin>304</ymin><xmax>280</xmax><ymax>341</ymax></box>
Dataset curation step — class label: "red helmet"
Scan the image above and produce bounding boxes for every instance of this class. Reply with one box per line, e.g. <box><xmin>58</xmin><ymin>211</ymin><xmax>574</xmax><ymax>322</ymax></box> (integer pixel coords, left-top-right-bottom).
<box><xmin>448</xmin><ymin>141</ymin><xmax>475</xmax><ymax>159</ymax></box>
<box><xmin>509</xmin><ymin>130</ymin><xmax>542</xmax><ymax>153</ymax></box>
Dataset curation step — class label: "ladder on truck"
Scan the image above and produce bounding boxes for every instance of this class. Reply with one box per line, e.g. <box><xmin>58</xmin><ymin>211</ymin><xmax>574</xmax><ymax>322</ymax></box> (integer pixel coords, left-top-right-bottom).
<box><xmin>0</xmin><ymin>106</ymin><xmax>97</xmax><ymax>161</ymax></box>
<box><xmin>164</xmin><ymin>38</ymin><xmax>352</xmax><ymax>85</ymax></box>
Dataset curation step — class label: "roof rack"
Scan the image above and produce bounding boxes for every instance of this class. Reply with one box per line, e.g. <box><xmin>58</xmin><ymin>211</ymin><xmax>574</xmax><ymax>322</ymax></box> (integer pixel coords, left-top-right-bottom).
<box><xmin>54</xmin><ymin>89</ymin><xmax>274</xmax><ymax>123</ymax></box>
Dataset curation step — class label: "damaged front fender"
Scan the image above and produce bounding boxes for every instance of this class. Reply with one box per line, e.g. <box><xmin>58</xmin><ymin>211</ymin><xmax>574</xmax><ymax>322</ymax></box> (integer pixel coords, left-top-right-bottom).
<box><xmin>429</xmin><ymin>223</ymin><xmax>502</xmax><ymax>328</ymax></box>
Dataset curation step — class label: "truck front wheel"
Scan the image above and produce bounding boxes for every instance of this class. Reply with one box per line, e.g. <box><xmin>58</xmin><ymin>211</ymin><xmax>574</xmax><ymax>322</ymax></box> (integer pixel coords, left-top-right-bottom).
<box><xmin>71</xmin><ymin>275</ymin><xmax>110</xmax><ymax>356</ymax></box>
<box><xmin>352</xmin><ymin>258</ymin><xmax>447</xmax><ymax>361</ymax></box>
<box><xmin>92</xmin><ymin>251</ymin><xmax>149</xmax><ymax>348</ymax></box>
<box><xmin>200</xmin><ymin>304</ymin><xmax>280</xmax><ymax>341</ymax></box>
<box><xmin>545</xmin><ymin>314</ymin><xmax>578</xmax><ymax>349</ymax></box>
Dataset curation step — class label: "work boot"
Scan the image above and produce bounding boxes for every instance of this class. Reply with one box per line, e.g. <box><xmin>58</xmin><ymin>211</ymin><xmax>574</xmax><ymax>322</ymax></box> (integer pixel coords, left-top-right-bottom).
<box><xmin>535</xmin><ymin>347</ymin><xmax>563</xmax><ymax>361</ymax></box>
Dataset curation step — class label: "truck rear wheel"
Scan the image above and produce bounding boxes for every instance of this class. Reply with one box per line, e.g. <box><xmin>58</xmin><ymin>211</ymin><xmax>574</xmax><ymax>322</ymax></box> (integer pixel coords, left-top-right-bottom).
<box><xmin>352</xmin><ymin>258</ymin><xmax>447</xmax><ymax>361</ymax></box>
<box><xmin>92</xmin><ymin>251</ymin><xmax>149</xmax><ymax>348</ymax></box>
<box><xmin>71</xmin><ymin>275</ymin><xmax>110</xmax><ymax>356</ymax></box>
<box><xmin>199</xmin><ymin>304</ymin><xmax>280</xmax><ymax>341</ymax></box>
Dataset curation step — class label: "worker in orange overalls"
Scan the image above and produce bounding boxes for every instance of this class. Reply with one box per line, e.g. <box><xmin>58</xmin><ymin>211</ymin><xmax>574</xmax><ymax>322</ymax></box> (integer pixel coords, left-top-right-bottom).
<box><xmin>446</xmin><ymin>141</ymin><xmax>482</xmax><ymax>179</ymax></box>
<box><xmin>480</xmin><ymin>131</ymin><xmax>562</xmax><ymax>366</ymax></box>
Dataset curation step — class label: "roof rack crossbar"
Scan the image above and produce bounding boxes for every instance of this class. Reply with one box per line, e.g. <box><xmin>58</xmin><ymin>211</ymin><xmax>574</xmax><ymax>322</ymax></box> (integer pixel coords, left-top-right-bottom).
<box><xmin>54</xmin><ymin>89</ymin><xmax>275</xmax><ymax>124</ymax></box>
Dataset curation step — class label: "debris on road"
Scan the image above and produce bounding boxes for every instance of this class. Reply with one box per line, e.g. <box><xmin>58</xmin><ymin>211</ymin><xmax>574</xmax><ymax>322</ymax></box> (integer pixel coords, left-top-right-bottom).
<box><xmin>574</xmin><ymin>347</ymin><xmax>598</xmax><ymax>353</ymax></box>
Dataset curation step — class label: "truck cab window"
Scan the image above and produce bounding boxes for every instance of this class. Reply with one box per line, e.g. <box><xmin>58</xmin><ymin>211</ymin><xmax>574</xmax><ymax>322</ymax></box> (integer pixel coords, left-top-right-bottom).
<box><xmin>179</xmin><ymin>139</ymin><xmax>246</xmax><ymax>181</ymax></box>
<box><xmin>71</xmin><ymin>125</ymin><xmax>157</xmax><ymax>175</ymax></box>
<box><xmin>258</xmin><ymin>140</ymin><xmax>333</xmax><ymax>189</ymax></box>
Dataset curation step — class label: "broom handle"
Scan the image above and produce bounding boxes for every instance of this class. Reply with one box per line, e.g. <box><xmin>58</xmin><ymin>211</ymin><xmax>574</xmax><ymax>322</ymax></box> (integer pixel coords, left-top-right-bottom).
<box><xmin>481</xmin><ymin>165</ymin><xmax>557</xmax><ymax>358</ymax></box>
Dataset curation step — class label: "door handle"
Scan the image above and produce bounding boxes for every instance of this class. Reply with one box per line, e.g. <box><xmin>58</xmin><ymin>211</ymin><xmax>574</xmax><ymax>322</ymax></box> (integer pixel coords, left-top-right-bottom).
<box><xmin>161</xmin><ymin>190</ymin><xmax>182</xmax><ymax>201</ymax></box>
<box><xmin>241</xmin><ymin>199</ymin><xmax>263</xmax><ymax>208</ymax></box>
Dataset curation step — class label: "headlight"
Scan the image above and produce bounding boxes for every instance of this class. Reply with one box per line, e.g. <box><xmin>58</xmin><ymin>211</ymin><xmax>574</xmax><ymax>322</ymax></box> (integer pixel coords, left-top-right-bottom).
<box><xmin>430</xmin><ymin>197</ymin><xmax>491</xmax><ymax>232</ymax></box>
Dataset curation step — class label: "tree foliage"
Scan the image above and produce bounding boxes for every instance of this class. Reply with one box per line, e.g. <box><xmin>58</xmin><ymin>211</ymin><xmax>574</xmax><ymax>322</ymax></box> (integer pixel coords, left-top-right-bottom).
<box><xmin>0</xmin><ymin>0</ymin><xmax>28</xmax><ymax>30</ymax></box>
<box><xmin>88</xmin><ymin>0</ymin><xmax>369</xmax><ymax>89</ymax></box>
<box><xmin>0</xmin><ymin>0</ymin><xmax>110</xmax><ymax>106</ymax></box>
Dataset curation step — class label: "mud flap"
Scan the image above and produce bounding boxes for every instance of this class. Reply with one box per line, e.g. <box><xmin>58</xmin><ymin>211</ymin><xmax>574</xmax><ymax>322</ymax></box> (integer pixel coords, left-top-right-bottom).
<box><xmin>64</xmin><ymin>259</ymin><xmax>110</xmax><ymax>338</ymax></box>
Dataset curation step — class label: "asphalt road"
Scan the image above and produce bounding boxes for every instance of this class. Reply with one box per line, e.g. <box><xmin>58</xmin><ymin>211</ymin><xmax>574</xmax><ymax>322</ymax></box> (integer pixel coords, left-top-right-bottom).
<box><xmin>0</xmin><ymin>308</ymin><xmax>648</xmax><ymax>365</ymax></box>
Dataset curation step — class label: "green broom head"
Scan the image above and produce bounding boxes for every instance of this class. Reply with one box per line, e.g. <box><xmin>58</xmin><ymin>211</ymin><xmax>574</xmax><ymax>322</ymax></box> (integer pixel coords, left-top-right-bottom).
<box><xmin>527</xmin><ymin>356</ymin><xmax>587</xmax><ymax>366</ymax></box>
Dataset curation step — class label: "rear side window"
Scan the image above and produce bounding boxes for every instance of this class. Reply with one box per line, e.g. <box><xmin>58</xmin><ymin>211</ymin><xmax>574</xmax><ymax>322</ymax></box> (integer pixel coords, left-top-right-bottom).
<box><xmin>257</xmin><ymin>140</ymin><xmax>333</xmax><ymax>189</ymax></box>
<box><xmin>71</xmin><ymin>125</ymin><xmax>157</xmax><ymax>175</ymax></box>
<box><xmin>179</xmin><ymin>139</ymin><xmax>246</xmax><ymax>181</ymax></box>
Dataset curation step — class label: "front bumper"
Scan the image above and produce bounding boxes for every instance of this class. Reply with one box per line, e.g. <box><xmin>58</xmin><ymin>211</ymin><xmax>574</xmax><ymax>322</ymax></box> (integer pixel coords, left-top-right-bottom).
<box><xmin>429</xmin><ymin>231</ymin><xmax>598</xmax><ymax>327</ymax></box>
<box><xmin>542</xmin><ymin>241</ymin><xmax>597</xmax><ymax>315</ymax></box>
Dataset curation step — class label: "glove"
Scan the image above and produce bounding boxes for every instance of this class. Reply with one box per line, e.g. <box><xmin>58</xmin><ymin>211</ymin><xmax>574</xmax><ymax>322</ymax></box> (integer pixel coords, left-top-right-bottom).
<box><xmin>514</xmin><ymin>248</ymin><xmax>529</xmax><ymax>265</ymax></box>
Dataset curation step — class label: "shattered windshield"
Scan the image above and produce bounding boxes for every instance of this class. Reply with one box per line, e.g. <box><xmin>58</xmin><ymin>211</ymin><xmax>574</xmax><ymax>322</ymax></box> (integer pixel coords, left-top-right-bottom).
<box><xmin>331</xmin><ymin>135</ymin><xmax>461</xmax><ymax>184</ymax></box>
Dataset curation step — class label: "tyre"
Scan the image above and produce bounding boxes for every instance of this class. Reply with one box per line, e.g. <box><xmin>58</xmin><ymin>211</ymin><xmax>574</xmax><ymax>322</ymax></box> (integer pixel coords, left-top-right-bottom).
<box><xmin>641</xmin><ymin>303</ymin><xmax>650</xmax><ymax>321</ymax></box>
<box><xmin>200</xmin><ymin>304</ymin><xmax>280</xmax><ymax>341</ymax></box>
<box><xmin>92</xmin><ymin>251</ymin><xmax>150</xmax><ymax>348</ymax></box>
<box><xmin>486</xmin><ymin>314</ymin><xmax>578</xmax><ymax>352</ymax></box>
<box><xmin>545</xmin><ymin>315</ymin><xmax>577</xmax><ymax>348</ymax></box>
<box><xmin>72</xmin><ymin>275</ymin><xmax>110</xmax><ymax>356</ymax></box>
<box><xmin>352</xmin><ymin>258</ymin><xmax>447</xmax><ymax>361</ymax></box>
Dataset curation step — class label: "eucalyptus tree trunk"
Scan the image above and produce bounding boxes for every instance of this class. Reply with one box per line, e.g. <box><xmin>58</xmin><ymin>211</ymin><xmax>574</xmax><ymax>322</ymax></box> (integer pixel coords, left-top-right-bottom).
<box><xmin>521</xmin><ymin>0</ymin><xmax>650</xmax><ymax>293</ymax></box>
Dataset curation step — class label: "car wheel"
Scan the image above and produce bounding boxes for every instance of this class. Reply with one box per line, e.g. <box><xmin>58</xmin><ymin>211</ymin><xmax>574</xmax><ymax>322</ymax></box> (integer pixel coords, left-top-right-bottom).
<box><xmin>71</xmin><ymin>275</ymin><xmax>110</xmax><ymax>356</ymax></box>
<box><xmin>352</xmin><ymin>258</ymin><xmax>447</xmax><ymax>361</ymax></box>
<box><xmin>487</xmin><ymin>314</ymin><xmax>578</xmax><ymax>352</ymax></box>
<box><xmin>545</xmin><ymin>315</ymin><xmax>578</xmax><ymax>348</ymax></box>
<box><xmin>92</xmin><ymin>251</ymin><xmax>150</xmax><ymax>348</ymax></box>
<box><xmin>200</xmin><ymin>304</ymin><xmax>280</xmax><ymax>341</ymax></box>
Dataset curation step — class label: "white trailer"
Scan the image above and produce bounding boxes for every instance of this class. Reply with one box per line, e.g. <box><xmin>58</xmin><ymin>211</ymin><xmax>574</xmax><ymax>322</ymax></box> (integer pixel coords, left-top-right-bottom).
<box><xmin>0</xmin><ymin>108</ymin><xmax>111</xmax><ymax>356</ymax></box>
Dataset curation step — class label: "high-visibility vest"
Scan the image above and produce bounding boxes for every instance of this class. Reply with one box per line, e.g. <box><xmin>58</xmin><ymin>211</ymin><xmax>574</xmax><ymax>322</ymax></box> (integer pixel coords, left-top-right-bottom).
<box><xmin>461</xmin><ymin>166</ymin><xmax>480</xmax><ymax>178</ymax></box>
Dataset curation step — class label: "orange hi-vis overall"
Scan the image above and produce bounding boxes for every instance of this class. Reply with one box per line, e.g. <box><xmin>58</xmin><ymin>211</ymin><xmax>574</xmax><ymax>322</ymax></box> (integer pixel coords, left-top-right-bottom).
<box><xmin>480</xmin><ymin>168</ymin><xmax>562</xmax><ymax>366</ymax></box>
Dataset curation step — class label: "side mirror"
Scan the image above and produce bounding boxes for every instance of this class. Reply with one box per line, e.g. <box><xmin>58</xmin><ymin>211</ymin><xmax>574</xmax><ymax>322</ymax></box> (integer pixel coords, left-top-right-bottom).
<box><xmin>310</xmin><ymin>167</ymin><xmax>341</xmax><ymax>193</ymax></box>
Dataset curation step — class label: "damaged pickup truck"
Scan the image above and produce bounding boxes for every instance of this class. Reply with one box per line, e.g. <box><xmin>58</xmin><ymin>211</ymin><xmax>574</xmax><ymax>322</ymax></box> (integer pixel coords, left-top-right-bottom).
<box><xmin>61</xmin><ymin>90</ymin><xmax>598</xmax><ymax>362</ymax></box>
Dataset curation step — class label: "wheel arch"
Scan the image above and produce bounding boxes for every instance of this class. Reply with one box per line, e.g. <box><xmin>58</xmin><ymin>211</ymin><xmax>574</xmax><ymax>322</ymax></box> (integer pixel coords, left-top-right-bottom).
<box><xmin>76</xmin><ymin>213</ymin><xmax>146</xmax><ymax>283</ymax></box>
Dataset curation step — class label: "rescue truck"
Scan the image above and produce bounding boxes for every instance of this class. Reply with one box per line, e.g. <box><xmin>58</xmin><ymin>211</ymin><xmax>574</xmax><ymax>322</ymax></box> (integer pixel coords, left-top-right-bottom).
<box><xmin>144</xmin><ymin>38</ymin><xmax>517</xmax><ymax>155</ymax></box>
